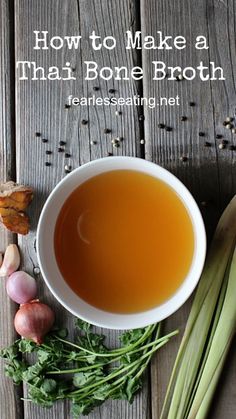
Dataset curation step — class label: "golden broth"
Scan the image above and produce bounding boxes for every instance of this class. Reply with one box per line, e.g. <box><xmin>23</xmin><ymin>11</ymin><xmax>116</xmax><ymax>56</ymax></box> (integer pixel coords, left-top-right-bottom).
<box><xmin>54</xmin><ymin>170</ymin><xmax>194</xmax><ymax>313</ymax></box>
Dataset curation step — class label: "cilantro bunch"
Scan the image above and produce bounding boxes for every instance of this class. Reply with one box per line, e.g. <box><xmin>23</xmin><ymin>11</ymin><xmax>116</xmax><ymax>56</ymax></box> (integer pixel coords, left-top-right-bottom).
<box><xmin>0</xmin><ymin>320</ymin><xmax>177</xmax><ymax>417</ymax></box>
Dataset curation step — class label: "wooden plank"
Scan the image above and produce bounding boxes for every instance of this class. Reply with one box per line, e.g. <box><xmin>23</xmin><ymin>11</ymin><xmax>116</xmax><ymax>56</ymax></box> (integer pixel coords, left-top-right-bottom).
<box><xmin>15</xmin><ymin>1</ymin><xmax>148</xmax><ymax>418</ymax></box>
<box><xmin>141</xmin><ymin>0</ymin><xmax>236</xmax><ymax>417</ymax></box>
<box><xmin>0</xmin><ymin>1</ymin><xmax>23</xmax><ymax>419</ymax></box>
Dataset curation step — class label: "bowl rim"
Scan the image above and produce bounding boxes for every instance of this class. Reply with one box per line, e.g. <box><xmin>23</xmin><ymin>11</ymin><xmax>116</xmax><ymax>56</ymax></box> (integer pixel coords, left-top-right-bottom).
<box><xmin>37</xmin><ymin>156</ymin><xmax>206</xmax><ymax>329</ymax></box>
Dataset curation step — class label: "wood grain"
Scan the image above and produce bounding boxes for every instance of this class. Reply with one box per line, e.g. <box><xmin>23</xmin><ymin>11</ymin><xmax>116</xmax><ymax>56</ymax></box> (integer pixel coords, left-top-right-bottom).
<box><xmin>141</xmin><ymin>0</ymin><xmax>236</xmax><ymax>417</ymax></box>
<box><xmin>14</xmin><ymin>1</ymin><xmax>147</xmax><ymax>418</ymax></box>
<box><xmin>0</xmin><ymin>1</ymin><xmax>23</xmax><ymax>419</ymax></box>
<box><xmin>2</xmin><ymin>0</ymin><xmax>235</xmax><ymax>418</ymax></box>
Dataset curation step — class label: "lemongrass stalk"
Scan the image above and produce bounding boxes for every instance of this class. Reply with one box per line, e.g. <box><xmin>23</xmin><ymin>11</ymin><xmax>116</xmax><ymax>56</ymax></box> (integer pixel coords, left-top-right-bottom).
<box><xmin>184</xmin><ymin>259</ymin><xmax>231</xmax><ymax>418</ymax></box>
<box><xmin>193</xmin><ymin>340</ymin><xmax>230</xmax><ymax>419</ymax></box>
<box><xmin>173</xmin><ymin>216</ymin><xmax>236</xmax><ymax>419</ymax></box>
<box><xmin>184</xmin><ymin>265</ymin><xmax>229</xmax><ymax>419</ymax></box>
<box><xmin>187</xmin><ymin>245</ymin><xmax>236</xmax><ymax>418</ymax></box>
<box><xmin>160</xmin><ymin>195</ymin><xmax>236</xmax><ymax>419</ymax></box>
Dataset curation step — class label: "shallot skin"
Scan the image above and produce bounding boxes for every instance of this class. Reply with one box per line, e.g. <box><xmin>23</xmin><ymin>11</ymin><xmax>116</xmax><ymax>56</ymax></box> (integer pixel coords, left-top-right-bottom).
<box><xmin>14</xmin><ymin>300</ymin><xmax>55</xmax><ymax>344</ymax></box>
<box><xmin>6</xmin><ymin>271</ymin><xmax>37</xmax><ymax>304</ymax></box>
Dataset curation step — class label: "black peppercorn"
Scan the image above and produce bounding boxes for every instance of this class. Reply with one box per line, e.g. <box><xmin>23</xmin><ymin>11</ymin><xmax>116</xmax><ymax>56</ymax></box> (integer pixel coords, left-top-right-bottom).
<box><xmin>46</xmin><ymin>150</ymin><xmax>52</xmax><ymax>155</ymax></box>
<box><xmin>65</xmin><ymin>153</ymin><xmax>71</xmax><ymax>158</ymax></box>
<box><xmin>45</xmin><ymin>162</ymin><xmax>51</xmax><ymax>166</ymax></box>
<box><xmin>42</xmin><ymin>138</ymin><xmax>48</xmax><ymax>143</ymax></box>
<box><xmin>176</xmin><ymin>74</ymin><xmax>184</xmax><ymax>81</ymax></box>
<box><xmin>81</xmin><ymin>119</ymin><xmax>88</xmax><ymax>125</ymax></box>
<box><xmin>93</xmin><ymin>86</ymin><xmax>100</xmax><ymax>91</ymax></box>
<box><xmin>158</xmin><ymin>123</ymin><xmax>165</xmax><ymax>129</ymax></box>
<box><xmin>35</xmin><ymin>132</ymin><xmax>41</xmax><ymax>137</ymax></box>
<box><xmin>59</xmin><ymin>141</ymin><xmax>66</xmax><ymax>146</ymax></box>
<box><xmin>165</xmin><ymin>126</ymin><xmax>173</xmax><ymax>132</ymax></box>
<box><xmin>64</xmin><ymin>164</ymin><xmax>72</xmax><ymax>173</ymax></box>
<box><xmin>180</xmin><ymin>116</ymin><xmax>187</xmax><ymax>122</ymax></box>
<box><xmin>109</xmin><ymin>88</ymin><xmax>116</xmax><ymax>94</ymax></box>
<box><xmin>199</xmin><ymin>132</ymin><xmax>205</xmax><ymax>137</ymax></box>
<box><xmin>189</xmin><ymin>102</ymin><xmax>196</xmax><ymax>107</ymax></box>
<box><xmin>104</xmin><ymin>128</ymin><xmax>111</xmax><ymax>134</ymax></box>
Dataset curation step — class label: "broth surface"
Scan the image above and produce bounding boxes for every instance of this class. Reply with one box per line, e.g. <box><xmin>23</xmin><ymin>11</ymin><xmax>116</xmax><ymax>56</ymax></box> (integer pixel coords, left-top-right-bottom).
<box><xmin>54</xmin><ymin>170</ymin><xmax>194</xmax><ymax>313</ymax></box>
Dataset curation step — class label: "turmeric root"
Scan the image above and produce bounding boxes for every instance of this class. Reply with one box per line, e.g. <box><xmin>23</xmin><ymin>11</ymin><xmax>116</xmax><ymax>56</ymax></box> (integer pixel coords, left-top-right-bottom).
<box><xmin>0</xmin><ymin>182</ymin><xmax>33</xmax><ymax>235</ymax></box>
<box><xmin>0</xmin><ymin>182</ymin><xmax>33</xmax><ymax>211</ymax></box>
<box><xmin>0</xmin><ymin>208</ymin><xmax>30</xmax><ymax>235</ymax></box>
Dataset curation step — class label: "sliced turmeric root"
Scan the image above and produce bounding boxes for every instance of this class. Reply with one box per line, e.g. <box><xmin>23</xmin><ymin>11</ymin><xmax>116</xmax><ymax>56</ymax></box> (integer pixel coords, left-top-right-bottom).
<box><xmin>0</xmin><ymin>182</ymin><xmax>33</xmax><ymax>211</ymax></box>
<box><xmin>0</xmin><ymin>207</ymin><xmax>30</xmax><ymax>235</ymax></box>
<box><xmin>0</xmin><ymin>182</ymin><xmax>33</xmax><ymax>235</ymax></box>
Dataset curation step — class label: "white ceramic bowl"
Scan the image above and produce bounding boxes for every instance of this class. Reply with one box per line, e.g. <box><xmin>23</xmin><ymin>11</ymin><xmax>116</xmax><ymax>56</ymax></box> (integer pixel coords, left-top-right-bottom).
<box><xmin>37</xmin><ymin>157</ymin><xmax>206</xmax><ymax>329</ymax></box>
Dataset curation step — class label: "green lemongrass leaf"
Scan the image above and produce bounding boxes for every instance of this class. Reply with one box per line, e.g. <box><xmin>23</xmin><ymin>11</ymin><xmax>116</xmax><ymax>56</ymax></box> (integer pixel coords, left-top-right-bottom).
<box><xmin>167</xmin><ymin>269</ymin><xmax>230</xmax><ymax>419</ymax></box>
<box><xmin>160</xmin><ymin>196</ymin><xmax>236</xmax><ymax>419</ymax></box>
<box><xmin>185</xmin><ymin>196</ymin><xmax>236</xmax><ymax>335</ymax></box>
<box><xmin>184</xmin><ymin>263</ymin><xmax>229</xmax><ymax>419</ymax></box>
<box><xmin>180</xmin><ymin>263</ymin><xmax>230</xmax><ymax>419</ymax></box>
<box><xmin>187</xmin><ymin>246</ymin><xmax>236</xmax><ymax>418</ymax></box>
<box><xmin>190</xmin><ymin>340</ymin><xmax>230</xmax><ymax>419</ymax></box>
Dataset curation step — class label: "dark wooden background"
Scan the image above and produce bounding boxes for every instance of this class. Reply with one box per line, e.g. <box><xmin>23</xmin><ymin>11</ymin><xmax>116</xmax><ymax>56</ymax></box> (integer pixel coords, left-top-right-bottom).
<box><xmin>0</xmin><ymin>1</ymin><xmax>235</xmax><ymax>418</ymax></box>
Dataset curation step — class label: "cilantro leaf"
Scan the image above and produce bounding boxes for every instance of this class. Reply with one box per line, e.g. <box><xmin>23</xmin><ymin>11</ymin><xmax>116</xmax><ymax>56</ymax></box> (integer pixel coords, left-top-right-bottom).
<box><xmin>0</xmin><ymin>322</ymin><xmax>176</xmax><ymax>417</ymax></box>
<box><xmin>73</xmin><ymin>369</ymin><xmax>104</xmax><ymax>388</ymax></box>
<box><xmin>75</xmin><ymin>319</ymin><xmax>91</xmax><ymax>333</ymax></box>
<box><xmin>18</xmin><ymin>339</ymin><xmax>36</xmax><ymax>353</ymax></box>
<box><xmin>92</xmin><ymin>384</ymin><xmax>111</xmax><ymax>400</ymax></box>
<box><xmin>40</xmin><ymin>378</ymin><xmax>57</xmax><ymax>395</ymax></box>
<box><xmin>119</xmin><ymin>328</ymin><xmax>145</xmax><ymax>346</ymax></box>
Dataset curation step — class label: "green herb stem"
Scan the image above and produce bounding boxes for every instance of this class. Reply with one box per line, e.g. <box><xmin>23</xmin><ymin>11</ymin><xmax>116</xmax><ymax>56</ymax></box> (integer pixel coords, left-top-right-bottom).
<box><xmin>69</xmin><ymin>338</ymin><xmax>170</xmax><ymax>397</ymax></box>
<box><xmin>55</xmin><ymin>323</ymin><xmax>157</xmax><ymax>358</ymax></box>
<box><xmin>48</xmin><ymin>330</ymin><xmax>178</xmax><ymax>376</ymax></box>
<box><xmin>1</xmin><ymin>318</ymin><xmax>177</xmax><ymax>417</ymax></box>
